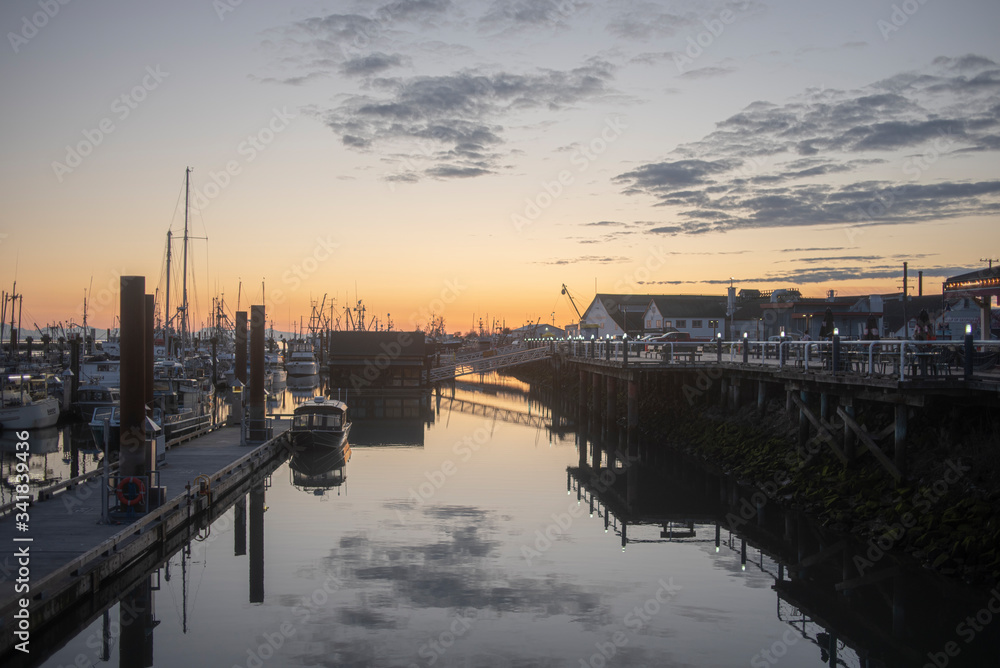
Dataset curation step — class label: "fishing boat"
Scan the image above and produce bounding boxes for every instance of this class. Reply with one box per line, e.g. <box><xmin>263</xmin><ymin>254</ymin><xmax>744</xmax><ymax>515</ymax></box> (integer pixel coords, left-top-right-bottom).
<box><xmin>285</xmin><ymin>341</ymin><xmax>318</xmax><ymax>380</ymax></box>
<box><xmin>290</xmin><ymin>396</ymin><xmax>351</xmax><ymax>450</ymax></box>
<box><xmin>0</xmin><ymin>375</ymin><xmax>60</xmax><ymax>430</ymax></box>
<box><xmin>74</xmin><ymin>384</ymin><xmax>120</xmax><ymax>415</ymax></box>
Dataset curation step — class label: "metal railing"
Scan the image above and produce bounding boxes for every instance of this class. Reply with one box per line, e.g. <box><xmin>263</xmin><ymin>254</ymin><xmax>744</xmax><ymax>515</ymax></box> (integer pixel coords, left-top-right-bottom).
<box><xmin>430</xmin><ymin>345</ymin><xmax>552</xmax><ymax>382</ymax></box>
<box><xmin>562</xmin><ymin>338</ymin><xmax>1000</xmax><ymax>382</ymax></box>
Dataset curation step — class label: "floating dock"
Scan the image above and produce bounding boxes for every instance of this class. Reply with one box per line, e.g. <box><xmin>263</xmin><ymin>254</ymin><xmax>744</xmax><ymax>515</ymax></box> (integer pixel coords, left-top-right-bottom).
<box><xmin>0</xmin><ymin>421</ymin><xmax>291</xmax><ymax>659</ymax></box>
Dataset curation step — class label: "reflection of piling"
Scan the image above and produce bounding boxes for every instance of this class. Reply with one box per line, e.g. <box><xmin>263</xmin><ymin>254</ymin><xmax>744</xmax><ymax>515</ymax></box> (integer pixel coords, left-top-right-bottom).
<box><xmin>119</xmin><ymin>575</ymin><xmax>154</xmax><ymax>668</ymax></box>
<box><xmin>235</xmin><ymin>311</ymin><xmax>247</xmax><ymax>385</ymax></box>
<box><xmin>234</xmin><ymin>495</ymin><xmax>247</xmax><ymax>557</ymax></box>
<box><xmin>119</xmin><ymin>276</ymin><xmax>147</xmax><ymax>478</ymax></box>
<box><xmin>249</xmin><ymin>483</ymin><xmax>265</xmax><ymax>603</ymax></box>
<box><xmin>249</xmin><ymin>305</ymin><xmax>266</xmax><ymax>442</ymax></box>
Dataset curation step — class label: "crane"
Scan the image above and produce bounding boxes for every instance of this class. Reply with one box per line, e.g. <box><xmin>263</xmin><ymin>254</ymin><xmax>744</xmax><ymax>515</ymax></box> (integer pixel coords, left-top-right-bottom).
<box><xmin>561</xmin><ymin>284</ymin><xmax>584</xmax><ymax>321</ymax></box>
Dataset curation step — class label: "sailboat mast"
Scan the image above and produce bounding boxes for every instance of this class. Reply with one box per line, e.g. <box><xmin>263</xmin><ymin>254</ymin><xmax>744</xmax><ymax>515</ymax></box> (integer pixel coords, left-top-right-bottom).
<box><xmin>165</xmin><ymin>230</ymin><xmax>172</xmax><ymax>358</ymax></box>
<box><xmin>182</xmin><ymin>167</ymin><xmax>190</xmax><ymax>358</ymax></box>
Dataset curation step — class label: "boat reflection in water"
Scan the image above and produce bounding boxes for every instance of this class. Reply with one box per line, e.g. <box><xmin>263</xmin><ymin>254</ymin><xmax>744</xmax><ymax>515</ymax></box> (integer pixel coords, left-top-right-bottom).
<box><xmin>289</xmin><ymin>396</ymin><xmax>352</xmax><ymax>497</ymax></box>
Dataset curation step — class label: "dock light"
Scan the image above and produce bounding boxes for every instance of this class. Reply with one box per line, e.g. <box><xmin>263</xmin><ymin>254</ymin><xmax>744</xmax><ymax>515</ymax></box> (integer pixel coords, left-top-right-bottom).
<box><xmin>966</xmin><ymin>324</ymin><xmax>973</xmax><ymax>335</ymax></box>
<box><xmin>834</xmin><ymin>328</ymin><xmax>839</xmax><ymax>336</ymax></box>
<box><xmin>716</xmin><ymin>332</ymin><xmax>722</xmax><ymax>339</ymax></box>
<box><xmin>780</xmin><ymin>328</ymin><xmax>785</xmax><ymax>337</ymax></box>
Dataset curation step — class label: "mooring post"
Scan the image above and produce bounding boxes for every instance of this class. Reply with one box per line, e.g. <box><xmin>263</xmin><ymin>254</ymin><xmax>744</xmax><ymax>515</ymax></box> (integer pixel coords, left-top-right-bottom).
<box><xmin>119</xmin><ymin>276</ymin><xmax>147</xmax><ymax>479</ymax></box>
<box><xmin>235</xmin><ymin>311</ymin><xmax>248</xmax><ymax>386</ymax></box>
<box><xmin>894</xmin><ymin>404</ymin><xmax>908</xmax><ymax>475</ymax></box>
<box><xmin>249</xmin><ymin>305</ymin><xmax>266</xmax><ymax>442</ymax></box>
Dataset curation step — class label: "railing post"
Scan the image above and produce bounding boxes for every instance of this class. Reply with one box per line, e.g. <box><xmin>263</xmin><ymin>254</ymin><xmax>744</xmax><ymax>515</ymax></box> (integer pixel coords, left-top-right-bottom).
<box><xmin>964</xmin><ymin>329</ymin><xmax>974</xmax><ymax>380</ymax></box>
<box><xmin>623</xmin><ymin>336</ymin><xmax>629</xmax><ymax>367</ymax></box>
<box><xmin>832</xmin><ymin>334</ymin><xmax>841</xmax><ymax>375</ymax></box>
<box><xmin>716</xmin><ymin>335</ymin><xmax>722</xmax><ymax>363</ymax></box>
<box><xmin>899</xmin><ymin>342</ymin><xmax>906</xmax><ymax>382</ymax></box>
<box><xmin>742</xmin><ymin>333</ymin><xmax>749</xmax><ymax>364</ymax></box>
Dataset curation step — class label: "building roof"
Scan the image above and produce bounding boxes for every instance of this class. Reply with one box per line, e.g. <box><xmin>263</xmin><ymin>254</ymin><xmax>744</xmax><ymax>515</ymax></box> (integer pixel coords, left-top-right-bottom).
<box><xmin>943</xmin><ymin>266</ymin><xmax>1000</xmax><ymax>298</ymax></box>
<box><xmin>328</xmin><ymin>331</ymin><xmax>428</xmax><ymax>359</ymax></box>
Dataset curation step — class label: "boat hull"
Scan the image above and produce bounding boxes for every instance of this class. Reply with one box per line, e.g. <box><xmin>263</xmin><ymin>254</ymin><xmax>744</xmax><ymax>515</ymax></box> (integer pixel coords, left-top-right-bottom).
<box><xmin>290</xmin><ymin>422</ymin><xmax>351</xmax><ymax>451</ymax></box>
<box><xmin>0</xmin><ymin>397</ymin><xmax>60</xmax><ymax>430</ymax></box>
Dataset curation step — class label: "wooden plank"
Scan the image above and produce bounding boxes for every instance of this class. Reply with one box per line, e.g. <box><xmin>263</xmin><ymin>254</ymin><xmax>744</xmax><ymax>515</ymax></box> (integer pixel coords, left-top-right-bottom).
<box><xmin>790</xmin><ymin>393</ymin><xmax>849</xmax><ymax>465</ymax></box>
<box><xmin>837</xmin><ymin>407</ymin><xmax>903</xmax><ymax>482</ymax></box>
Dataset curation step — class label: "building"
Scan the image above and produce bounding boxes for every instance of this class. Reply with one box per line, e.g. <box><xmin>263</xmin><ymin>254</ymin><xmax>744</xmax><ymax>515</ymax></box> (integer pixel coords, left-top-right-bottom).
<box><xmin>642</xmin><ymin>296</ymin><xmax>728</xmax><ymax>338</ymax></box>
<box><xmin>327</xmin><ymin>331</ymin><xmax>431</xmax><ymax>390</ymax></box>
<box><xmin>579</xmin><ymin>294</ymin><xmax>653</xmax><ymax>338</ymax></box>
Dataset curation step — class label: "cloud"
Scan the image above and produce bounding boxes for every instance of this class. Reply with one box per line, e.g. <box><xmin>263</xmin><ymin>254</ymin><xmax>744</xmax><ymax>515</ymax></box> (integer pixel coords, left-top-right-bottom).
<box><xmin>537</xmin><ymin>255</ymin><xmax>629</xmax><ymax>265</ymax></box>
<box><xmin>679</xmin><ymin>65</ymin><xmax>737</xmax><ymax>79</ymax></box>
<box><xmin>615</xmin><ymin>56</ymin><xmax>1000</xmax><ymax>233</ymax></box>
<box><xmin>478</xmin><ymin>0</ymin><xmax>591</xmax><ymax>33</ymax></box>
<box><xmin>639</xmin><ymin>264</ymin><xmax>970</xmax><ymax>286</ymax></box>
<box><xmin>323</xmin><ymin>58</ymin><xmax>617</xmax><ymax>179</ymax></box>
<box><xmin>339</xmin><ymin>52</ymin><xmax>408</xmax><ymax>77</ymax></box>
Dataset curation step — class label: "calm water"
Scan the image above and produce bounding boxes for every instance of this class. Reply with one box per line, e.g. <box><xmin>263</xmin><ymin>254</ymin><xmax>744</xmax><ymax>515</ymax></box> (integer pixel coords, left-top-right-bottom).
<box><xmin>16</xmin><ymin>374</ymin><xmax>1000</xmax><ymax>667</ymax></box>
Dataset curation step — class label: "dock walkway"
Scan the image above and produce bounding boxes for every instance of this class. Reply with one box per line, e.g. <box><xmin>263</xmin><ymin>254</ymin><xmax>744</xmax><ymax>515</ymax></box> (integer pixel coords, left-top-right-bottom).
<box><xmin>0</xmin><ymin>420</ymin><xmax>290</xmax><ymax>653</ymax></box>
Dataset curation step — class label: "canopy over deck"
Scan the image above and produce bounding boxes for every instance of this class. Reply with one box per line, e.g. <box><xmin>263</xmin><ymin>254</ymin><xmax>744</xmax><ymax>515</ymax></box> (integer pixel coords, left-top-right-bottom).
<box><xmin>943</xmin><ymin>266</ymin><xmax>999</xmax><ymax>339</ymax></box>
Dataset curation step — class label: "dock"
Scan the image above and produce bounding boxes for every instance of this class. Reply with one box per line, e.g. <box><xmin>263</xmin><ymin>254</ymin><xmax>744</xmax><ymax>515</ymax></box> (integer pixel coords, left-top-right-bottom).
<box><xmin>0</xmin><ymin>420</ymin><xmax>291</xmax><ymax>659</ymax></box>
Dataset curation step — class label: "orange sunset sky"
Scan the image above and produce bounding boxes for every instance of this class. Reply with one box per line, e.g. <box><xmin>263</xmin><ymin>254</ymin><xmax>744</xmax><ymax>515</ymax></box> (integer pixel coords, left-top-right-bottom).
<box><xmin>2</xmin><ymin>0</ymin><xmax>998</xmax><ymax>334</ymax></box>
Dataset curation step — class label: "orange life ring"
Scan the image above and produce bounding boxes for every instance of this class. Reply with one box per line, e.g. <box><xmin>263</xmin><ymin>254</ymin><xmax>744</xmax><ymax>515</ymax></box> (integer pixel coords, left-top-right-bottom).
<box><xmin>116</xmin><ymin>477</ymin><xmax>145</xmax><ymax>507</ymax></box>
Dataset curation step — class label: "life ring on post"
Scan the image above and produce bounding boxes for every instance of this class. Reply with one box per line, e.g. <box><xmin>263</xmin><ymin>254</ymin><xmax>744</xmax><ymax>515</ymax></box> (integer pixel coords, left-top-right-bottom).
<box><xmin>116</xmin><ymin>477</ymin><xmax>146</xmax><ymax>507</ymax></box>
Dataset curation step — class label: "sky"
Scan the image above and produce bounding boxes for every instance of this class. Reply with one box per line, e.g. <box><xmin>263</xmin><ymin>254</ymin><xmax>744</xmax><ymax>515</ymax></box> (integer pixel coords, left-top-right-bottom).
<box><xmin>1</xmin><ymin>0</ymin><xmax>999</xmax><ymax>334</ymax></box>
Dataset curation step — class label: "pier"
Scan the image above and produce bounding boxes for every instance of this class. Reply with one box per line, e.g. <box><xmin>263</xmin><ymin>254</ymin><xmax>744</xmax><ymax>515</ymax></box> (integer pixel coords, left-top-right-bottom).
<box><xmin>0</xmin><ymin>418</ymin><xmax>291</xmax><ymax>659</ymax></box>
<box><xmin>551</xmin><ymin>337</ymin><xmax>1000</xmax><ymax>480</ymax></box>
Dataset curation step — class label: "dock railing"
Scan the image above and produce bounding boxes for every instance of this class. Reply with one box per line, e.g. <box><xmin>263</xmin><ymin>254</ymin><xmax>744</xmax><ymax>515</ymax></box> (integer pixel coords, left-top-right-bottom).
<box><xmin>562</xmin><ymin>338</ymin><xmax>1000</xmax><ymax>382</ymax></box>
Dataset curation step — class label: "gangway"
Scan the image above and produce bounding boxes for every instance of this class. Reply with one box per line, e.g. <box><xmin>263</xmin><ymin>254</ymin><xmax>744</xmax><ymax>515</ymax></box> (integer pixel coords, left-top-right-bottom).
<box><xmin>430</xmin><ymin>345</ymin><xmax>551</xmax><ymax>382</ymax></box>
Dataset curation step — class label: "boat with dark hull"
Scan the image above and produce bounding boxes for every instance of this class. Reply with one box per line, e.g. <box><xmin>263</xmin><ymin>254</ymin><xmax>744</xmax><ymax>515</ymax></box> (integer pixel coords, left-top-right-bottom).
<box><xmin>290</xmin><ymin>396</ymin><xmax>351</xmax><ymax>450</ymax></box>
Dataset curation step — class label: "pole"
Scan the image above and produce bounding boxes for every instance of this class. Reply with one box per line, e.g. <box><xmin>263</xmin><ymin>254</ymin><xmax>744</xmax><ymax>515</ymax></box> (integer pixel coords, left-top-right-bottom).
<box><xmin>165</xmin><ymin>230</ymin><xmax>172</xmax><ymax>358</ymax></box>
<box><xmin>102</xmin><ymin>416</ymin><xmax>110</xmax><ymax>524</ymax></box>
<box><xmin>182</xmin><ymin>167</ymin><xmax>190</xmax><ymax>360</ymax></box>
<box><xmin>902</xmin><ymin>261</ymin><xmax>908</xmax><ymax>340</ymax></box>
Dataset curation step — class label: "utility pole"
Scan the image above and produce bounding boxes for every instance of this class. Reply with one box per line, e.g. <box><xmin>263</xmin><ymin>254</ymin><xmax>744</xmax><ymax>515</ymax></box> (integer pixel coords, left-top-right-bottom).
<box><xmin>981</xmin><ymin>257</ymin><xmax>998</xmax><ymax>269</ymax></box>
<box><xmin>901</xmin><ymin>262</ymin><xmax>908</xmax><ymax>340</ymax></box>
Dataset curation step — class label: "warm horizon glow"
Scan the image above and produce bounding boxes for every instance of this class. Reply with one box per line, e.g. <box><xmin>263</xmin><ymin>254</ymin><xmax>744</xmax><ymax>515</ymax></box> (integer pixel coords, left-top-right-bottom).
<box><xmin>2</xmin><ymin>0</ymin><xmax>998</xmax><ymax>335</ymax></box>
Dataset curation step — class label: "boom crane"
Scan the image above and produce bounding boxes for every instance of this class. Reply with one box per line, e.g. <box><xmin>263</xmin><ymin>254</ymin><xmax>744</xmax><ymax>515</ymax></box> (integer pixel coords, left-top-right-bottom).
<box><xmin>561</xmin><ymin>284</ymin><xmax>584</xmax><ymax>321</ymax></box>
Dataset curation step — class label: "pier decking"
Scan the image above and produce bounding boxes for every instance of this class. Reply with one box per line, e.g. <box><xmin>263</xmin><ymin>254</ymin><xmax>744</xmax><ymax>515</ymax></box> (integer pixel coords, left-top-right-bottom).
<box><xmin>0</xmin><ymin>420</ymin><xmax>290</xmax><ymax>657</ymax></box>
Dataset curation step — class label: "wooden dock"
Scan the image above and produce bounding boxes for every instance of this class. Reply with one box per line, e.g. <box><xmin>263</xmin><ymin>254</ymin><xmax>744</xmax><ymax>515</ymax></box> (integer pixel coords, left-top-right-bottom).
<box><xmin>0</xmin><ymin>420</ymin><xmax>291</xmax><ymax>657</ymax></box>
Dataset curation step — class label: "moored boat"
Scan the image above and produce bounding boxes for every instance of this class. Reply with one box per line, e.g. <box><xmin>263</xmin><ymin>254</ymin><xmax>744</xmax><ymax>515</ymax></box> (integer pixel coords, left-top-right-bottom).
<box><xmin>290</xmin><ymin>396</ymin><xmax>352</xmax><ymax>450</ymax></box>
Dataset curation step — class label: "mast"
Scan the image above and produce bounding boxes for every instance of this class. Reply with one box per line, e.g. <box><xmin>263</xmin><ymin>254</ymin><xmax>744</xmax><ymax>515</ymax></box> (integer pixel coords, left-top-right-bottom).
<box><xmin>165</xmin><ymin>230</ymin><xmax>172</xmax><ymax>358</ymax></box>
<box><xmin>182</xmin><ymin>167</ymin><xmax>190</xmax><ymax>359</ymax></box>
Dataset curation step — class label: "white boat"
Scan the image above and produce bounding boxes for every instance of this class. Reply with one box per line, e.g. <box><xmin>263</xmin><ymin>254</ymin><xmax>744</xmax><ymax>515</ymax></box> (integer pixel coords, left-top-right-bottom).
<box><xmin>285</xmin><ymin>342</ymin><xmax>318</xmax><ymax>379</ymax></box>
<box><xmin>0</xmin><ymin>378</ymin><xmax>60</xmax><ymax>430</ymax></box>
<box><xmin>80</xmin><ymin>359</ymin><xmax>121</xmax><ymax>388</ymax></box>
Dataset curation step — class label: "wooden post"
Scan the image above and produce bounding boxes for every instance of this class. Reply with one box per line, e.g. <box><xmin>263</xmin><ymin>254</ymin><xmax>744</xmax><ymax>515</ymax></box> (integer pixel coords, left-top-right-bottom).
<box><xmin>798</xmin><ymin>391</ymin><xmax>810</xmax><ymax>448</ymax></box>
<box><xmin>842</xmin><ymin>401</ymin><xmax>856</xmax><ymax>462</ymax></box>
<box><xmin>894</xmin><ymin>404</ymin><xmax>908</xmax><ymax>475</ymax></box>
<box><xmin>119</xmin><ymin>276</ymin><xmax>147</xmax><ymax>478</ymax></box>
<box><xmin>235</xmin><ymin>311</ymin><xmax>248</xmax><ymax>385</ymax></box>
<box><xmin>627</xmin><ymin>377</ymin><xmax>639</xmax><ymax>457</ymax></box>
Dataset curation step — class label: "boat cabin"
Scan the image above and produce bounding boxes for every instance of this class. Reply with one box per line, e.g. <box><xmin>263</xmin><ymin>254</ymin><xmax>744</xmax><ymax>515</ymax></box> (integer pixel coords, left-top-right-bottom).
<box><xmin>292</xmin><ymin>397</ymin><xmax>349</xmax><ymax>432</ymax></box>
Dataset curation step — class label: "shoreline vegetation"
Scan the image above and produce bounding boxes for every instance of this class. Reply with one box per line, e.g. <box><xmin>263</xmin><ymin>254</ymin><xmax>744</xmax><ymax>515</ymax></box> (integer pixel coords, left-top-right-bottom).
<box><xmin>506</xmin><ymin>361</ymin><xmax>1000</xmax><ymax>587</ymax></box>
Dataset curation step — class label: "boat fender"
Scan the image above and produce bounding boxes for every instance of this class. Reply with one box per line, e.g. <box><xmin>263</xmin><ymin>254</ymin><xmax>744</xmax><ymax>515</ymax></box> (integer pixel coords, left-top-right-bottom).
<box><xmin>116</xmin><ymin>477</ymin><xmax>145</xmax><ymax>507</ymax></box>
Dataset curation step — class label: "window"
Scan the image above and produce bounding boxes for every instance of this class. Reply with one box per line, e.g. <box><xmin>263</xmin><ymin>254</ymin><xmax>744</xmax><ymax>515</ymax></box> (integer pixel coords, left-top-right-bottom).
<box><xmin>676</xmin><ymin>320</ymin><xmax>686</xmax><ymax>328</ymax></box>
<box><xmin>663</xmin><ymin>320</ymin><xmax>672</xmax><ymax>328</ymax></box>
<box><xmin>692</xmin><ymin>320</ymin><xmax>703</xmax><ymax>328</ymax></box>
<box><xmin>646</xmin><ymin>319</ymin><xmax>651</xmax><ymax>327</ymax></box>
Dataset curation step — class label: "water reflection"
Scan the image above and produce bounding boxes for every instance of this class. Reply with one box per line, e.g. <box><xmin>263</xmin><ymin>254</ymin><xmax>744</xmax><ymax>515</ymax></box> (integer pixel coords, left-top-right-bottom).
<box><xmin>571</xmin><ymin>426</ymin><xmax>1000</xmax><ymax>667</ymax></box>
<box><xmin>15</xmin><ymin>373</ymin><xmax>1000</xmax><ymax>668</ymax></box>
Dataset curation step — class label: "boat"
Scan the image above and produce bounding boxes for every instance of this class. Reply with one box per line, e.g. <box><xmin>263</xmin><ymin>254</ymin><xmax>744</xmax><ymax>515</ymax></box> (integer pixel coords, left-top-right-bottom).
<box><xmin>74</xmin><ymin>383</ymin><xmax>120</xmax><ymax>415</ymax></box>
<box><xmin>285</xmin><ymin>341</ymin><xmax>318</xmax><ymax>380</ymax></box>
<box><xmin>0</xmin><ymin>375</ymin><xmax>60</xmax><ymax>430</ymax></box>
<box><xmin>79</xmin><ymin>359</ymin><xmax>121</xmax><ymax>388</ymax></box>
<box><xmin>290</xmin><ymin>396</ymin><xmax>352</xmax><ymax>450</ymax></box>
